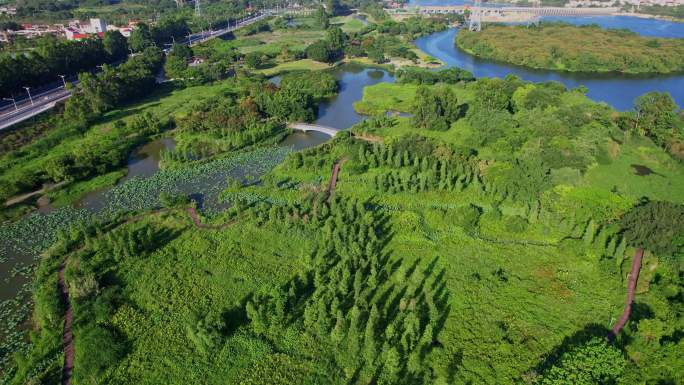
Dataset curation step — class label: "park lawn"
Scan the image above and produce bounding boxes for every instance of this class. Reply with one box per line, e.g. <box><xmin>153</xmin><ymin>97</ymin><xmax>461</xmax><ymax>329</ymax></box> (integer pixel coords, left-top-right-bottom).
<box><xmin>198</xmin><ymin>37</ymin><xmax>263</xmax><ymax>55</ymax></box>
<box><xmin>239</xmin><ymin>29</ymin><xmax>326</xmax><ymax>55</ymax></box>
<box><xmin>330</xmin><ymin>15</ymin><xmax>366</xmax><ymax>33</ymax></box>
<box><xmin>46</xmin><ymin>169</ymin><xmax>126</xmax><ymax>208</ymax></box>
<box><xmin>354</xmin><ymin>82</ymin><xmax>474</xmax><ymax>116</ymax></box>
<box><xmin>581</xmin><ymin>135</ymin><xmax>684</xmax><ymax>204</ymax></box>
<box><xmin>256</xmin><ymin>59</ymin><xmax>331</xmax><ymax>76</ymax></box>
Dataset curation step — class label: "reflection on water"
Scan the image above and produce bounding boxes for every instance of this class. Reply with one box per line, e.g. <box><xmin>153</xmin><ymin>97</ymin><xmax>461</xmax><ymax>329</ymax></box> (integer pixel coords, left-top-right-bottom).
<box><xmin>280</xmin><ymin>131</ymin><xmax>332</xmax><ymax>150</ymax></box>
<box><xmin>316</xmin><ymin>63</ymin><xmax>395</xmax><ymax>129</ymax></box>
<box><xmin>124</xmin><ymin>138</ymin><xmax>176</xmax><ymax>182</ymax></box>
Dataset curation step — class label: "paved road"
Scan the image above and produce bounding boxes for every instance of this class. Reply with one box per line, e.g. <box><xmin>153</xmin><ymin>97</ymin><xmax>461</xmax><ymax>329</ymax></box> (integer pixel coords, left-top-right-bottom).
<box><xmin>0</xmin><ymin>9</ymin><xmax>283</xmax><ymax>131</ymax></box>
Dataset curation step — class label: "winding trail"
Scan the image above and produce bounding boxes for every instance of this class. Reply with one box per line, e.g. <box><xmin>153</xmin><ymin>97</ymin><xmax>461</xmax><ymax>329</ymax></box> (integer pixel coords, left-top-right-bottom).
<box><xmin>58</xmin><ymin>263</ymin><xmax>73</xmax><ymax>385</ymax></box>
<box><xmin>608</xmin><ymin>248</ymin><xmax>644</xmax><ymax>340</ymax></box>
<box><xmin>328</xmin><ymin>158</ymin><xmax>347</xmax><ymax>195</ymax></box>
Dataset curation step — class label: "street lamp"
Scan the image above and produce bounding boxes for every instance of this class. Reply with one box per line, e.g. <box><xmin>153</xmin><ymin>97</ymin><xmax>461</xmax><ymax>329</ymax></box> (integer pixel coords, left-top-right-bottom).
<box><xmin>23</xmin><ymin>87</ymin><xmax>34</xmax><ymax>106</ymax></box>
<box><xmin>3</xmin><ymin>97</ymin><xmax>18</xmax><ymax>111</ymax></box>
<box><xmin>58</xmin><ymin>75</ymin><xmax>67</xmax><ymax>88</ymax></box>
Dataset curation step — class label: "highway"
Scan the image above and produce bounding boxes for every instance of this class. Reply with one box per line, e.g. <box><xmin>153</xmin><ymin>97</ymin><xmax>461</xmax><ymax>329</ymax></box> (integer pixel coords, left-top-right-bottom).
<box><xmin>0</xmin><ymin>9</ymin><xmax>279</xmax><ymax>131</ymax></box>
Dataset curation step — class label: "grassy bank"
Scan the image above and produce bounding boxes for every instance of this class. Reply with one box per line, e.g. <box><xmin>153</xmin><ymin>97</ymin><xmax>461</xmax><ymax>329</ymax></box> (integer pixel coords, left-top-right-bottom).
<box><xmin>456</xmin><ymin>22</ymin><xmax>684</xmax><ymax>74</ymax></box>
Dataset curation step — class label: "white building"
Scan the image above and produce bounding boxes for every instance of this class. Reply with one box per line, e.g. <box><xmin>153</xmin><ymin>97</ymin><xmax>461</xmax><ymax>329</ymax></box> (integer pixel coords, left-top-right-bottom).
<box><xmin>89</xmin><ymin>18</ymin><xmax>107</xmax><ymax>34</ymax></box>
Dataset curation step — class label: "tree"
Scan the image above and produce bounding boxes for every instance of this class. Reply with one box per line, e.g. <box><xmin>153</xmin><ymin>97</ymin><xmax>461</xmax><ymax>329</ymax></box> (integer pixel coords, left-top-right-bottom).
<box><xmin>306</xmin><ymin>41</ymin><xmax>333</xmax><ymax>63</ymax></box>
<box><xmin>620</xmin><ymin>200</ymin><xmax>684</xmax><ymax>256</ymax></box>
<box><xmin>103</xmin><ymin>30</ymin><xmax>128</xmax><ymax>61</ymax></box>
<box><xmin>536</xmin><ymin>337</ymin><xmax>626</xmax><ymax>385</ymax></box>
<box><xmin>633</xmin><ymin>92</ymin><xmax>682</xmax><ymax>147</ymax></box>
<box><xmin>244</xmin><ymin>52</ymin><xmax>263</xmax><ymax>69</ymax></box>
<box><xmin>367</xmin><ymin>47</ymin><xmax>386</xmax><ymax>64</ymax></box>
<box><xmin>314</xmin><ymin>5</ymin><xmax>330</xmax><ymax>29</ymax></box>
<box><xmin>326</xmin><ymin>27</ymin><xmax>347</xmax><ymax>54</ymax></box>
<box><xmin>164</xmin><ymin>56</ymin><xmax>188</xmax><ymax>79</ymax></box>
<box><xmin>129</xmin><ymin>23</ymin><xmax>154</xmax><ymax>52</ymax></box>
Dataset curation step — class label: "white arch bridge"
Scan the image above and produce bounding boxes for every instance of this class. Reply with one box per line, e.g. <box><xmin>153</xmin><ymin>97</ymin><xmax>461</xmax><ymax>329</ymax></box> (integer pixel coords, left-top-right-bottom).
<box><xmin>289</xmin><ymin>123</ymin><xmax>341</xmax><ymax>137</ymax></box>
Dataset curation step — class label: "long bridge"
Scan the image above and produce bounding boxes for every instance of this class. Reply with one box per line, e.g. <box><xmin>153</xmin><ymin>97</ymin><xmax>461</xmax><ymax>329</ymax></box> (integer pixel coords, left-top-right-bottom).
<box><xmin>414</xmin><ymin>6</ymin><xmax>618</xmax><ymax>16</ymax></box>
<box><xmin>289</xmin><ymin>123</ymin><xmax>340</xmax><ymax>137</ymax></box>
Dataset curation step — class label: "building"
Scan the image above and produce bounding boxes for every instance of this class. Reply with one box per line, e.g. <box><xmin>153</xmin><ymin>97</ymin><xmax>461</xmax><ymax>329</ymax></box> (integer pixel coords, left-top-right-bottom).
<box><xmin>0</xmin><ymin>6</ymin><xmax>17</xmax><ymax>15</ymax></box>
<box><xmin>89</xmin><ymin>18</ymin><xmax>107</xmax><ymax>34</ymax></box>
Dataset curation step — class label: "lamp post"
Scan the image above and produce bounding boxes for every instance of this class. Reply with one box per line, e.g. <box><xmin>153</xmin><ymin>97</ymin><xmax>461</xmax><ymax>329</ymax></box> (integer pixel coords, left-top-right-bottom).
<box><xmin>58</xmin><ymin>75</ymin><xmax>67</xmax><ymax>88</ymax></box>
<box><xmin>3</xmin><ymin>97</ymin><xmax>18</xmax><ymax>111</ymax></box>
<box><xmin>23</xmin><ymin>87</ymin><xmax>33</xmax><ymax>106</ymax></box>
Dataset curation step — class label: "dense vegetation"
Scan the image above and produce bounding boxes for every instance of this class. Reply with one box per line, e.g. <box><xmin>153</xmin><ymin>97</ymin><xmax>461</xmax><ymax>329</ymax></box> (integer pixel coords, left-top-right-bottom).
<box><xmin>4</xmin><ymin>66</ymin><xmax>683</xmax><ymax>385</ymax></box>
<box><xmin>2</xmin><ymin>4</ymin><xmax>684</xmax><ymax>385</ymax></box>
<box><xmin>456</xmin><ymin>22</ymin><xmax>684</xmax><ymax>74</ymax></box>
<box><xmin>303</xmin><ymin>15</ymin><xmax>450</xmax><ymax>65</ymax></box>
<box><xmin>0</xmin><ymin>33</ymin><xmax>127</xmax><ymax>98</ymax></box>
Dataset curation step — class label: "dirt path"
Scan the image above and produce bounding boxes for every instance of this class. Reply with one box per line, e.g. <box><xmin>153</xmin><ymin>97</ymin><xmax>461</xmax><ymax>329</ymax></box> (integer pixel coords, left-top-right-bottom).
<box><xmin>58</xmin><ymin>263</ymin><xmax>73</xmax><ymax>385</ymax></box>
<box><xmin>4</xmin><ymin>181</ymin><xmax>67</xmax><ymax>207</ymax></box>
<box><xmin>328</xmin><ymin>157</ymin><xmax>347</xmax><ymax>195</ymax></box>
<box><xmin>609</xmin><ymin>248</ymin><xmax>644</xmax><ymax>340</ymax></box>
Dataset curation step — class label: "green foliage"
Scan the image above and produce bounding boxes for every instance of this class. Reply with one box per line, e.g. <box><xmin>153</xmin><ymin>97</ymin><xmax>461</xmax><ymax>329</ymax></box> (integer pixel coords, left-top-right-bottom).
<box><xmin>412</xmin><ymin>86</ymin><xmax>465</xmax><ymax>131</ymax></box>
<box><xmin>314</xmin><ymin>6</ymin><xmax>330</xmax><ymax>29</ymax></box>
<box><xmin>278</xmin><ymin>71</ymin><xmax>338</xmax><ymax>100</ymax></box>
<box><xmin>65</xmin><ymin>46</ymin><xmax>164</xmax><ymax>124</ymax></box>
<box><xmin>305</xmin><ymin>40</ymin><xmax>334</xmax><ymax>63</ymax></box>
<box><xmin>456</xmin><ymin>23</ymin><xmax>684</xmax><ymax>74</ymax></box>
<box><xmin>396</xmin><ymin>66</ymin><xmax>474</xmax><ymax>85</ymax></box>
<box><xmin>619</xmin><ymin>200</ymin><xmax>684</xmax><ymax>256</ymax></box>
<box><xmin>632</xmin><ymin>92</ymin><xmax>683</xmax><ymax>152</ymax></box>
<box><xmin>0</xmin><ymin>35</ymin><xmax>108</xmax><ymax>98</ymax></box>
<box><xmin>244</xmin><ymin>197</ymin><xmax>449</xmax><ymax>383</ymax></box>
<box><xmin>244</xmin><ymin>52</ymin><xmax>264</xmax><ymax>69</ymax></box>
<box><xmin>536</xmin><ymin>337</ymin><xmax>626</xmax><ymax>385</ymax></box>
<box><xmin>73</xmin><ymin>325</ymin><xmax>126</xmax><ymax>385</ymax></box>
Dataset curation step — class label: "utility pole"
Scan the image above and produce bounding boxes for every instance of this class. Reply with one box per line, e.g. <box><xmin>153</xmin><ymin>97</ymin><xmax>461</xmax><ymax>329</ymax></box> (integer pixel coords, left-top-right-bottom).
<box><xmin>3</xmin><ymin>97</ymin><xmax>18</xmax><ymax>111</ymax></box>
<box><xmin>468</xmin><ymin>0</ymin><xmax>482</xmax><ymax>32</ymax></box>
<box><xmin>527</xmin><ymin>0</ymin><xmax>541</xmax><ymax>28</ymax></box>
<box><xmin>23</xmin><ymin>87</ymin><xmax>34</xmax><ymax>106</ymax></box>
<box><xmin>195</xmin><ymin>0</ymin><xmax>201</xmax><ymax>17</ymax></box>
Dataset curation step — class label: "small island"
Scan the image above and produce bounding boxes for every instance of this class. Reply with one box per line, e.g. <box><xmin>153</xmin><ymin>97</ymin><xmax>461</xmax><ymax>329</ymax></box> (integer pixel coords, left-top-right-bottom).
<box><xmin>456</xmin><ymin>23</ymin><xmax>684</xmax><ymax>74</ymax></box>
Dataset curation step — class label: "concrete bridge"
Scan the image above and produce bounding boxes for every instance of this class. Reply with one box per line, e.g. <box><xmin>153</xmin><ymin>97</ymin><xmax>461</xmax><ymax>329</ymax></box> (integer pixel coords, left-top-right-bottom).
<box><xmin>289</xmin><ymin>123</ymin><xmax>340</xmax><ymax>137</ymax></box>
<box><xmin>415</xmin><ymin>6</ymin><xmax>618</xmax><ymax>16</ymax></box>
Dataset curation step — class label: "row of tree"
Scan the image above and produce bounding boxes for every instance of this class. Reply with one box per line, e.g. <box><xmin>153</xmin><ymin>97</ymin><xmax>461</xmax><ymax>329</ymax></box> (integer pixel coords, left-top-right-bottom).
<box><xmin>64</xmin><ymin>46</ymin><xmax>164</xmax><ymax>125</ymax></box>
<box><xmin>241</xmin><ymin>196</ymin><xmax>450</xmax><ymax>383</ymax></box>
<box><xmin>0</xmin><ymin>32</ymin><xmax>128</xmax><ymax>98</ymax></box>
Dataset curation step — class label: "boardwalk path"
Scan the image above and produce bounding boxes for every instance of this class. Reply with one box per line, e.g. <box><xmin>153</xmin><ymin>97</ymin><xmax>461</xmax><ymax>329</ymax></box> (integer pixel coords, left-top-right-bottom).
<box><xmin>58</xmin><ymin>263</ymin><xmax>73</xmax><ymax>385</ymax></box>
<box><xmin>609</xmin><ymin>248</ymin><xmax>644</xmax><ymax>340</ymax></box>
